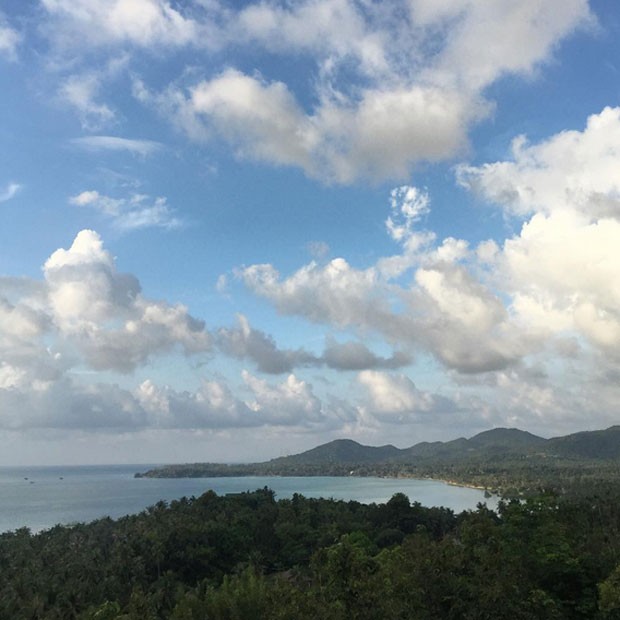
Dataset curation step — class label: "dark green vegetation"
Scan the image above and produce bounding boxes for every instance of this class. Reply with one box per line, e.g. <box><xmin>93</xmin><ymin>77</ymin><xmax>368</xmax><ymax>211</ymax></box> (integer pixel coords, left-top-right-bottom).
<box><xmin>136</xmin><ymin>426</ymin><xmax>620</xmax><ymax>497</ymax></box>
<box><xmin>4</xmin><ymin>487</ymin><xmax>620</xmax><ymax>619</ymax></box>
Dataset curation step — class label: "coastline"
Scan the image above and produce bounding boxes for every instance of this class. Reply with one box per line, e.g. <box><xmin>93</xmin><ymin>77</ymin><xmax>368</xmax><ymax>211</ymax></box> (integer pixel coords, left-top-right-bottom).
<box><xmin>1</xmin><ymin>467</ymin><xmax>493</xmax><ymax>533</ymax></box>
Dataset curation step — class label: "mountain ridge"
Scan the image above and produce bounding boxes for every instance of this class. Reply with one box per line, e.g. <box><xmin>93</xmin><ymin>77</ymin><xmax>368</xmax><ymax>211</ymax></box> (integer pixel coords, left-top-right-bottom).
<box><xmin>135</xmin><ymin>425</ymin><xmax>620</xmax><ymax>479</ymax></box>
<box><xmin>264</xmin><ymin>425</ymin><xmax>620</xmax><ymax>466</ymax></box>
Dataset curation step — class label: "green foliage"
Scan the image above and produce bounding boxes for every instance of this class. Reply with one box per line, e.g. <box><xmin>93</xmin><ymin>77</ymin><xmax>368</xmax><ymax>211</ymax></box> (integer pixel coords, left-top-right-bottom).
<box><xmin>599</xmin><ymin>565</ymin><xmax>620</xmax><ymax>618</ymax></box>
<box><xmin>2</xmin><ymin>487</ymin><xmax>620</xmax><ymax>619</ymax></box>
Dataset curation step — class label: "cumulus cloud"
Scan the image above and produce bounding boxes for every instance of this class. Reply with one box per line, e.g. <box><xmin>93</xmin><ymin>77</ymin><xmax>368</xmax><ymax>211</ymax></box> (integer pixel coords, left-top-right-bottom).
<box><xmin>70</xmin><ymin>190</ymin><xmax>182</xmax><ymax>231</ymax></box>
<box><xmin>31</xmin><ymin>0</ymin><xmax>594</xmax><ymax>182</ymax></box>
<box><xmin>127</xmin><ymin>0</ymin><xmax>591</xmax><ymax>183</ymax></box>
<box><xmin>412</xmin><ymin>263</ymin><xmax>530</xmax><ymax>373</ymax></box>
<box><xmin>357</xmin><ymin>370</ymin><xmax>456</xmax><ymax>424</ymax></box>
<box><xmin>0</xmin><ymin>365</ymin><xmax>356</xmax><ymax>432</ymax></box>
<box><xmin>136</xmin><ymin>378</ymin><xmax>251</xmax><ymax>429</ymax></box>
<box><xmin>421</xmin><ymin>0</ymin><xmax>594</xmax><ymax>90</ymax></box>
<box><xmin>240</xmin><ymin>258</ymin><xmax>394</xmax><ymax>329</ymax></box>
<box><xmin>160</xmin><ymin>70</ymin><xmax>318</xmax><ymax>171</ymax></box>
<box><xmin>0</xmin><ymin>230</ymin><xmax>369</xmax><ymax>433</ymax></box>
<box><xmin>454</xmin><ymin>107</ymin><xmax>620</xmax><ymax>354</ymax></box>
<box><xmin>458</xmin><ymin>107</ymin><xmax>620</xmax><ymax>218</ymax></box>
<box><xmin>42</xmin><ymin>230</ymin><xmax>210</xmax><ymax>372</ymax></box>
<box><xmin>71</xmin><ymin>136</ymin><xmax>162</xmax><ymax>156</ymax></box>
<box><xmin>239</xmin><ymin>247</ymin><xmax>525</xmax><ymax>374</ymax></box>
<box><xmin>0</xmin><ymin>182</ymin><xmax>21</xmax><ymax>202</ymax></box>
<box><xmin>504</xmin><ymin>210</ymin><xmax>620</xmax><ymax>351</ymax></box>
<box><xmin>232</xmin><ymin>0</ymin><xmax>389</xmax><ymax>76</ymax></box>
<box><xmin>216</xmin><ymin>314</ymin><xmax>316</xmax><ymax>374</ymax></box>
<box><xmin>0</xmin><ymin>377</ymin><xmax>148</xmax><ymax>430</ymax></box>
<box><xmin>323</xmin><ymin>339</ymin><xmax>411</xmax><ymax>371</ymax></box>
<box><xmin>41</xmin><ymin>0</ymin><xmax>202</xmax><ymax>49</ymax></box>
<box><xmin>242</xmin><ymin>370</ymin><xmax>326</xmax><ymax>426</ymax></box>
<box><xmin>238</xmin><ymin>98</ymin><xmax>620</xmax><ymax>374</ymax></box>
<box><xmin>216</xmin><ymin>315</ymin><xmax>411</xmax><ymax>374</ymax></box>
<box><xmin>148</xmin><ymin>70</ymin><xmax>480</xmax><ymax>183</ymax></box>
<box><xmin>135</xmin><ymin>370</ymin><xmax>338</xmax><ymax>430</ymax></box>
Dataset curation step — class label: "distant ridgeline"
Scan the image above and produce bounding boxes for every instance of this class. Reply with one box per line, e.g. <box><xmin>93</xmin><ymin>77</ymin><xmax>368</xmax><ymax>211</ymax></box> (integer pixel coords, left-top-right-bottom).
<box><xmin>136</xmin><ymin>426</ymin><xmax>620</xmax><ymax>496</ymax></box>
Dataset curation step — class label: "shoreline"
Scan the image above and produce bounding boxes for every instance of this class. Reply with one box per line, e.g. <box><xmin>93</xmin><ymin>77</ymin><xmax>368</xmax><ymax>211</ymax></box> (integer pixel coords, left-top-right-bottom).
<box><xmin>136</xmin><ymin>467</ymin><xmax>495</xmax><ymax>495</ymax></box>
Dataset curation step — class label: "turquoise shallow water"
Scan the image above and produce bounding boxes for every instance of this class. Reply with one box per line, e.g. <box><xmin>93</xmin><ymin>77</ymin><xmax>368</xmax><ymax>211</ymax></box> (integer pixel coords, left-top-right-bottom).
<box><xmin>0</xmin><ymin>465</ymin><xmax>497</xmax><ymax>533</ymax></box>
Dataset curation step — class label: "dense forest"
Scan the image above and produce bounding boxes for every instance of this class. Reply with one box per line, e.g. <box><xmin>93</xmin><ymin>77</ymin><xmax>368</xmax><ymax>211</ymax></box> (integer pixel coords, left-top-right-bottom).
<box><xmin>4</xmin><ymin>485</ymin><xmax>620</xmax><ymax>619</ymax></box>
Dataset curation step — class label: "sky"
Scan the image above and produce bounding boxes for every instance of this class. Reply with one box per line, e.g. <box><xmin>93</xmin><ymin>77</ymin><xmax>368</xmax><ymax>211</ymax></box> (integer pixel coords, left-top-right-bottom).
<box><xmin>1</xmin><ymin>0</ymin><xmax>620</xmax><ymax>465</ymax></box>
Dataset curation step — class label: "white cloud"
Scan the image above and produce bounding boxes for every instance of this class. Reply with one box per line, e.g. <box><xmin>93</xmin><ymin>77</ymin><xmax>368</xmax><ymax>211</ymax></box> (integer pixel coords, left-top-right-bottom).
<box><xmin>70</xmin><ymin>190</ymin><xmax>182</xmax><ymax>231</ymax></box>
<box><xmin>133</xmin><ymin>0</ymin><xmax>591</xmax><ymax>183</ymax></box>
<box><xmin>237</xmin><ymin>100</ymin><xmax>620</xmax><ymax>378</ymax></box>
<box><xmin>420</xmin><ymin>0</ymin><xmax>594</xmax><ymax>90</ymax></box>
<box><xmin>386</xmin><ymin>185</ymin><xmax>430</xmax><ymax>245</ymax></box>
<box><xmin>503</xmin><ymin>210</ymin><xmax>620</xmax><ymax>350</ymax></box>
<box><xmin>34</xmin><ymin>0</ymin><xmax>593</xmax><ymax>182</ymax></box>
<box><xmin>240</xmin><ymin>258</ymin><xmax>390</xmax><ymax>328</ymax></box>
<box><xmin>455</xmin><ymin>107</ymin><xmax>620</xmax><ymax>353</ymax></box>
<box><xmin>233</xmin><ymin>0</ymin><xmax>389</xmax><ymax>77</ymax></box>
<box><xmin>216</xmin><ymin>314</ymin><xmax>316</xmax><ymax>374</ymax></box>
<box><xmin>0</xmin><ymin>377</ymin><xmax>148</xmax><ymax>430</ymax></box>
<box><xmin>458</xmin><ymin>107</ymin><xmax>620</xmax><ymax>218</ymax></box>
<box><xmin>242</xmin><ymin>370</ymin><xmax>326</xmax><ymax>426</ymax></box>
<box><xmin>183</xmin><ymin>70</ymin><xmax>318</xmax><ymax>170</ymax></box>
<box><xmin>0</xmin><ymin>230</ymin><xmax>368</xmax><ymax>434</ymax></box>
<box><xmin>41</xmin><ymin>0</ymin><xmax>201</xmax><ymax>49</ymax></box>
<box><xmin>136</xmin><ymin>378</ymin><xmax>252</xmax><ymax>429</ymax></box>
<box><xmin>71</xmin><ymin>136</ymin><xmax>162</xmax><ymax>156</ymax></box>
<box><xmin>216</xmin><ymin>314</ymin><xmax>410</xmax><ymax>373</ymax></box>
<box><xmin>136</xmin><ymin>371</ymin><xmax>340</xmax><ymax>430</ymax></box>
<box><xmin>153</xmin><ymin>71</ymin><xmax>480</xmax><ymax>183</ymax></box>
<box><xmin>59</xmin><ymin>73</ymin><xmax>116</xmax><ymax>130</ymax></box>
<box><xmin>357</xmin><ymin>370</ymin><xmax>455</xmax><ymax>424</ymax></box>
<box><xmin>239</xmin><ymin>248</ymin><xmax>527</xmax><ymax>374</ymax></box>
<box><xmin>0</xmin><ymin>182</ymin><xmax>22</xmax><ymax>202</ymax></box>
<box><xmin>0</xmin><ymin>13</ymin><xmax>20</xmax><ymax>60</ymax></box>
<box><xmin>43</xmin><ymin>230</ymin><xmax>210</xmax><ymax>372</ymax></box>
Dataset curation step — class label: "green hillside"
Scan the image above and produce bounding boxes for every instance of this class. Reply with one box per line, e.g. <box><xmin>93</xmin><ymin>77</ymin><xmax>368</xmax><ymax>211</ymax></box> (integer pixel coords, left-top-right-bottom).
<box><xmin>267</xmin><ymin>439</ymin><xmax>402</xmax><ymax>465</ymax></box>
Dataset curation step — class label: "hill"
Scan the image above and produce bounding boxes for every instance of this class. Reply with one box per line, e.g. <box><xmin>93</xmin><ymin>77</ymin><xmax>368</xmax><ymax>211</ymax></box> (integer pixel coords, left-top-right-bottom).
<box><xmin>547</xmin><ymin>426</ymin><xmax>620</xmax><ymax>459</ymax></box>
<box><xmin>267</xmin><ymin>439</ymin><xmax>403</xmax><ymax>465</ymax></box>
<box><xmin>136</xmin><ymin>425</ymin><xmax>620</xmax><ymax>482</ymax></box>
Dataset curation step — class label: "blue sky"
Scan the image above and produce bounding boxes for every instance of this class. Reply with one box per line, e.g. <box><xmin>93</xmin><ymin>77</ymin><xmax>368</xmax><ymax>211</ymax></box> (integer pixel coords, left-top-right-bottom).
<box><xmin>1</xmin><ymin>0</ymin><xmax>620</xmax><ymax>465</ymax></box>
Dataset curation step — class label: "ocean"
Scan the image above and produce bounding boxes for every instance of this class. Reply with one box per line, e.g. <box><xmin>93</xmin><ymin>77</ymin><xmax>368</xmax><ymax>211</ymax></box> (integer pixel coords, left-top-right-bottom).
<box><xmin>0</xmin><ymin>464</ymin><xmax>497</xmax><ymax>534</ymax></box>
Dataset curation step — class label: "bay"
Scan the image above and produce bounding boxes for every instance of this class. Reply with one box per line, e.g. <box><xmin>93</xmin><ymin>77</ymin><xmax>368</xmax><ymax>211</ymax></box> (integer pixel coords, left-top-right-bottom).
<box><xmin>0</xmin><ymin>464</ymin><xmax>497</xmax><ymax>534</ymax></box>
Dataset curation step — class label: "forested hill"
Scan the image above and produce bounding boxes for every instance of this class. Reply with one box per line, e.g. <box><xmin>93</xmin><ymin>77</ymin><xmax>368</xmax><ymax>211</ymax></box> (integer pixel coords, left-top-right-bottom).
<box><xmin>136</xmin><ymin>426</ymin><xmax>620</xmax><ymax>488</ymax></box>
<box><xmin>268</xmin><ymin>439</ymin><xmax>402</xmax><ymax>465</ymax></box>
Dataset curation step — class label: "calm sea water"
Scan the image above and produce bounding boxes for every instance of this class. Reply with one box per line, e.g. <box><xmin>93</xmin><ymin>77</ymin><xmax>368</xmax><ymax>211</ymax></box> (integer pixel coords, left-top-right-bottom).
<box><xmin>0</xmin><ymin>465</ymin><xmax>497</xmax><ymax>534</ymax></box>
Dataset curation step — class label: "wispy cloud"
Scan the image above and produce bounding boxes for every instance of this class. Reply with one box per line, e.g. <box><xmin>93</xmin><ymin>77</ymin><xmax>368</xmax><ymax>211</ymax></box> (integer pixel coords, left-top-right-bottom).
<box><xmin>71</xmin><ymin>135</ymin><xmax>162</xmax><ymax>156</ymax></box>
<box><xmin>59</xmin><ymin>73</ymin><xmax>115</xmax><ymax>130</ymax></box>
<box><xmin>0</xmin><ymin>182</ymin><xmax>22</xmax><ymax>202</ymax></box>
<box><xmin>70</xmin><ymin>190</ymin><xmax>182</xmax><ymax>231</ymax></box>
<box><xmin>0</xmin><ymin>13</ymin><xmax>20</xmax><ymax>60</ymax></box>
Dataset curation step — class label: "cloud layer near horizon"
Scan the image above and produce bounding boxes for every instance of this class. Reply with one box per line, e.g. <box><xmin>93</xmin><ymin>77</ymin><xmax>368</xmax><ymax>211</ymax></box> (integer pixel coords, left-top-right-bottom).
<box><xmin>0</xmin><ymin>229</ymin><xmax>430</xmax><ymax>433</ymax></box>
